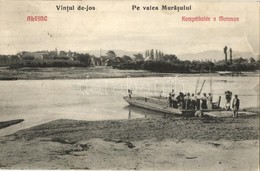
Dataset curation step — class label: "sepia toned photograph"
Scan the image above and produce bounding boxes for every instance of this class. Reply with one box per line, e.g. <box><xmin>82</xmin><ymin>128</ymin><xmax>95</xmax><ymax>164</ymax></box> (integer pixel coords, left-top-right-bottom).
<box><xmin>0</xmin><ymin>0</ymin><xmax>259</xmax><ymax>170</ymax></box>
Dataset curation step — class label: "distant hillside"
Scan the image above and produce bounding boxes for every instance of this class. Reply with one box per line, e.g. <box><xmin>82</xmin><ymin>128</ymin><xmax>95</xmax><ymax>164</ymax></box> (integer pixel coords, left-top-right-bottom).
<box><xmin>177</xmin><ymin>50</ymin><xmax>258</xmax><ymax>61</ymax></box>
<box><xmin>77</xmin><ymin>50</ymin><xmax>142</xmax><ymax>58</ymax></box>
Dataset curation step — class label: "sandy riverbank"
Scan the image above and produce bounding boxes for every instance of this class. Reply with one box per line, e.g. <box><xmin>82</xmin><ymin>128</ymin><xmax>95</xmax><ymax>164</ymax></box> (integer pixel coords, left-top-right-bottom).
<box><xmin>0</xmin><ymin>66</ymin><xmax>259</xmax><ymax>80</ymax></box>
<box><xmin>0</xmin><ymin>114</ymin><xmax>259</xmax><ymax>170</ymax></box>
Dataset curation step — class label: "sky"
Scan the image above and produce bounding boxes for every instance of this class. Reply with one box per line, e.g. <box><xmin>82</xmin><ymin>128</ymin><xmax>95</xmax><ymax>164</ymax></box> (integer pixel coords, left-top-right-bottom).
<box><xmin>0</xmin><ymin>0</ymin><xmax>259</xmax><ymax>57</ymax></box>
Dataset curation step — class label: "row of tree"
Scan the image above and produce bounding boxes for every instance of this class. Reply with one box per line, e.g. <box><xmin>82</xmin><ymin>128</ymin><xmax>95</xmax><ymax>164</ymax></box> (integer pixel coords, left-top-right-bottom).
<box><xmin>113</xmin><ymin>55</ymin><xmax>260</xmax><ymax>73</ymax></box>
<box><xmin>8</xmin><ymin>53</ymin><xmax>93</xmax><ymax>68</ymax></box>
<box><xmin>1</xmin><ymin>50</ymin><xmax>260</xmax><ymax>72</ymax></box>
<box><xmin>144</xmin><ymin>49</ymin><xmax>165</xmax><ymax>60</ymax></box>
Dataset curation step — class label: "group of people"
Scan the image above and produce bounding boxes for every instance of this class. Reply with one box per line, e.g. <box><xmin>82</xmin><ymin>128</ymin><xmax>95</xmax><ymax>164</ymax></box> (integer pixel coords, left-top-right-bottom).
<box><xmin>167</xmin><ymin>90</ymin><xmax>213</xmax><ymax>110</ymax></box>
<box><xmin>128</xmin><ymin>88</ymin><xmax>240</xmax><ymax>118</ymax></box>
<box><xmin>167</xmin><ymin>89</ymin><xmax>240</xmax><ymax>117</ymax></box>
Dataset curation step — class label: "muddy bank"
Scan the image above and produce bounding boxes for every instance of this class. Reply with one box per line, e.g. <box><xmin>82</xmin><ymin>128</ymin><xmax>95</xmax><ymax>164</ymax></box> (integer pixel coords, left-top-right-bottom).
<box><xmin>10</xmin><ymin>116</ymin><xmax>259</xmax><ymax>142</ymax></box>
<box><xmin>0</xmin><ymin>115</ymin><xmax>258</xmax><ymax>170</ymax></box>
<box><xmin>0</xmin><ymin>66</ymin><xmax>258</xmax><ymax>80</ymax></box>
<box><xmin>0</xmin><ymin>138</ymin><xmax>258</xmax><ymax>170</ymax></box>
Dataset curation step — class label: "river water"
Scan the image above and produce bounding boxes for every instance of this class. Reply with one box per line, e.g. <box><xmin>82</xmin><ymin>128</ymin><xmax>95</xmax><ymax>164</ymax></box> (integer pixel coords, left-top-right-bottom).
<box><xmin>0</xmin><ymin>76</ymin><xmax>259</xmax><ymax>136</ymax></box>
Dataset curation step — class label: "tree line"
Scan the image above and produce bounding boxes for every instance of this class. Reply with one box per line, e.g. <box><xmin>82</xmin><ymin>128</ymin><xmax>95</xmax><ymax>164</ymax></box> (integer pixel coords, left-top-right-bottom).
<box><xmin>0</xmin><ymin>50</ymin><xmax>259</xmax><ymax>72</ymax></box>
<box><xmin>2</xmin><ymin>53</ymin><xmax>93</xmax><ymax>69</ymax></box>
<box><xmin>114</xmin><ymin>55</ymin><xmax>260</xmax><ymax>73</ymax></box>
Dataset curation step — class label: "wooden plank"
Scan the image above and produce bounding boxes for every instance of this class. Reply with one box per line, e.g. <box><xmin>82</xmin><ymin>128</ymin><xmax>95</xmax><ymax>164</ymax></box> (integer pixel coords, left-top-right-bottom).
<box><xmin>204</xmin><ymin>111</ymin><xmax>258</xmax><ymax>118</ymax></box>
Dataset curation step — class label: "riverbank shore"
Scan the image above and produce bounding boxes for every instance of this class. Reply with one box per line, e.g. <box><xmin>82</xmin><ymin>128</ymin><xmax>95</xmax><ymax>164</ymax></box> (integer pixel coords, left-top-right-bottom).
<box><xmin>0</xmin><ymin>114</ymin><xmax>258</xmax><ymax>170</ymax></box>
<box><xmin>0</xmin><ymin>66</ymin><xmax>259</xmax><ymax>80</ymax></box>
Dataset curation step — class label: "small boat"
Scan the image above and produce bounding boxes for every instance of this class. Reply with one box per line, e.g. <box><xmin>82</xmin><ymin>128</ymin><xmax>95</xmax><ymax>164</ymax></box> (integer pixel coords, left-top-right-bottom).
<box><xmin>123</xmin><ymin>96</ymin><xmax>224</xmax><ymax>117</ymax></box>
<box><xmin>0</xmin><ymin>119</ymin><xmax>24</xmax><ymax>129</ymax></box>
<box><xmin>217</xmin><ymin>71</ymin><xmax>233</xmax><ymax>76</ymax></box>
<box><xmin>217</xmin><ymin>71</ymin><xmax>242</xmax><ymax>76</ymax></box>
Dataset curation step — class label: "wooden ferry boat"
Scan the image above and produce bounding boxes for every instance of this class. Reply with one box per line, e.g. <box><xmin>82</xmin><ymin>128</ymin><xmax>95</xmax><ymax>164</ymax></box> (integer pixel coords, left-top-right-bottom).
<box><xmin>123</xmin><ymin>96</ymin><xmax>224</xmax><ymax>117</ymax></box>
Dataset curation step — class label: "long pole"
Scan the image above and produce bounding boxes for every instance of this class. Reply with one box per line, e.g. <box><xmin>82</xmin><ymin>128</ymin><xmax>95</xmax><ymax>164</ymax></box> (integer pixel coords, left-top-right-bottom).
<box><xmin>198</xmin><ymin>79</ymin><xmax>206</xmax><ymax>94</ymax></box>
<box><xmin>195</xmin><ymin>68</ymin><xmax>203</xmax><ymax>94</ymax></box>
<box><xmin>209</xmin><ymin>68</ymin><xmax>213</xmax><ymax>94</ymax></box>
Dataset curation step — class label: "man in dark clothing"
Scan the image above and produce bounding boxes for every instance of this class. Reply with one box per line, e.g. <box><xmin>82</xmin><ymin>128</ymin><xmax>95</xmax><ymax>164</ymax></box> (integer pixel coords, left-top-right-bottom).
<box><xmin>168</xmin><ymin>93</ymin><xmax>173</xmax><ymax>107</ymax></box>
<box><xmin>232</xmin><ymin>95</ymin><xmax>240</xmax><ymax>118</ymax></box>
<box><xmin>176</xmin><ymin>92</ymin><xmax>185</xmax><ymax>109</ymax></box>
<box><xmin>196</xmin><ymin>92</ymin><xmax>201</xmax><ymax>110</ymax></box>
<box><xmin>190</xmin><ymin>93</ymin><xmax>196</xmax><ymax>110</ymax></box>
<box><xmin>171</xmin><ymin>94</ymin><xmax>177</xmax><ymax>108</ymax></box>
<box><xmin>201</xmin><ymin>93</ymin><xmax>207</xmax><ymax>109</ymax></box>
<box><xmin>184</xmin><ymin>93</ymin><xmax>191</xmax><ymax>109</ymax></box>
<box><xmin>180</xmin><ymin>93</ymin><xmax>185</xmax><ymax>109</ymax></box>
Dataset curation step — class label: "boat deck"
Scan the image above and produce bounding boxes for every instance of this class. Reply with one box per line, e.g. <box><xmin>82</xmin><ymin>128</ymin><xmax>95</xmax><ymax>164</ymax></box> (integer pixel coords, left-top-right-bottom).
<box><xmin>123</xmin><ymin>96</ymin><xmax>256</xmax><ymax>118</ymax></box>
<box><xmin>124</xmin><ymin>96</ymin><xmax>223</xmax><ymax>116</ymax></box>
<box><xmin>124</xmin><ymin>96</ymin><xmax>184</xmax><ymax>115</ymax></box>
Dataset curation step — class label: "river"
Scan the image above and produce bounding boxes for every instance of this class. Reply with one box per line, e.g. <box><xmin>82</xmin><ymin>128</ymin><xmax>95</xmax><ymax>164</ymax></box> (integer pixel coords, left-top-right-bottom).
<box><xmin>0</xmin><ymin>76</ymin><xmax>259</xmax><ymax>136</ymax></box>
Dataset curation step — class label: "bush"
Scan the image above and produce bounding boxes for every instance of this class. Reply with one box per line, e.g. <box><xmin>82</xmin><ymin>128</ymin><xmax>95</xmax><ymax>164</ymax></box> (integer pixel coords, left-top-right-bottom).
<box><xmin>141</xmin><ymin>61</ymin><xmax>190</xmax><ymax>73</ymax></box>
<box><xmin>116</xmin><ymin>61</ymin><xmax>144</xmax><ymax>70</ymax></box>
<box><xmin>9</xmin><ymin>59</ymin><xmax>87</xmax><ymax>68</ymax></box>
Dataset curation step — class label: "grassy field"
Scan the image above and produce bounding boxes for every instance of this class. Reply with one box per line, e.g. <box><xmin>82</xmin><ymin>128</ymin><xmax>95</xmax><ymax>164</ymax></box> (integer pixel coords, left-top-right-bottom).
<box><xmin>10</xmin><ymin>115</ymin><xmax>259</xmax><ymax>142</ymax></box>
<box><xmin>0</xmin><ymin>66</ymin><xmax>167</xmax><ymax>80</ymax></box>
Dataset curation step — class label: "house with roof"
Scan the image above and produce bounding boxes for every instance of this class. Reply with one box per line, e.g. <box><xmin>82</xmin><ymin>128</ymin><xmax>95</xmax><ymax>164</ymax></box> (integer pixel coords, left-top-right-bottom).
<box><xmin>91</xmin><ymin>57</ymin><xmax>102</xmax><ymax>66</ymax></box>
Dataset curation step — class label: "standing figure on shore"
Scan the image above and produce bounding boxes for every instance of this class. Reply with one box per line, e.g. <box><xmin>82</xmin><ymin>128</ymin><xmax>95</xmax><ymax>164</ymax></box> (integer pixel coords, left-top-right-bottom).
<box><xmin>232</xmin><ymin>95</ymin><xmax>240</xmax><ymax>118</ymax></box>
<box><xmin>225</xmin><ymin>91</ymin><xmax>232</xmax><ymax>110</ymax></box>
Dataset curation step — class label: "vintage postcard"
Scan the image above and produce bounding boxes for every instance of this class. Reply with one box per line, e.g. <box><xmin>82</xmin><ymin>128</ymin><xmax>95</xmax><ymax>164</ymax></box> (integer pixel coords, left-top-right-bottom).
<box><xmin>0</xmin><ymin>0</ymin><xmax>259</xmax><ymax>170</ymax></box>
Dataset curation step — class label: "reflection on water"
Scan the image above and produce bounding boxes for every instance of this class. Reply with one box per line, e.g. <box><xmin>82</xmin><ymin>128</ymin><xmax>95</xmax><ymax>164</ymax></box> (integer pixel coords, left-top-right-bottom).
<box><xmin>0</xmin><ymin>76</ymin><xmax>258</xmax><ymax>136</ymax></box>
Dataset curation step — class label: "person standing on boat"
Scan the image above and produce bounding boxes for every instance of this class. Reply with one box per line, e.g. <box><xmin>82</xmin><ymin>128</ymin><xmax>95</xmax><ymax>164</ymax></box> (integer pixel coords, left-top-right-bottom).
<box><xmin>176</xmin><ymin>92</ymin><xmax>184</xmax><ymax>109</ymax></box>
<box><xmin>168</xmin><ymin>93</ymin><xmax>173</xmax><ymax>107</ymax></box>
<box><xmin>207</xmin><ymin>93</ymin><xmax>213</xmax><ymax>110</ymax></box>
<box><xmin>176</xmin><ymin>92</ymin><xmax>180</xmax><ymax>108</ymax></box>
<box><xmin>190</xmin><ymin>93</ymin><xmax>196</xmax><ymax>110</ymax></box>
<box><xmin>201</xmin><ymin>93</ymin><xmax>207</xmax><ymax>109</ymax></box>
<box><xmin>171</xmin><ymin>93</ymin><xmax>177</xmax><ymax>108</ymax></box>
<box><xmin>232</xmin><ymin>95</ymin><xmax>240</xmax><ymax>117</ymax></box>
<box><xmin>195</xmin><ymin>92</ymin><xmax>201</xmax><ymax>110</ymax></box>
<box><xmin>184</xmin><ymin>93</ymin><xmax>191</xmax><ymax>110</ymax></box>
<box><xmin>181</xmin><ymin>93</ymin><xmax>185</xmax><ymax>109</ymax></box>
<box><xmin>183</xmin><ymin>93</ymin><xmax>187</xmax><ymax>109</ymax></box>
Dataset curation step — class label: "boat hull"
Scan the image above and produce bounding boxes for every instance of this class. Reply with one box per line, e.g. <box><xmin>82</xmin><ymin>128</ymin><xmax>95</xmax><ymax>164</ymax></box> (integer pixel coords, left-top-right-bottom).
<box><xmin>123</xmin><ymin>96</ymin><xmax>225</xmax><ymax>117</ymax></box>
<box><xmin>123</xmin><ymin>96</ymin><xmax>194</xmax><ymax>116</ymax></box>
